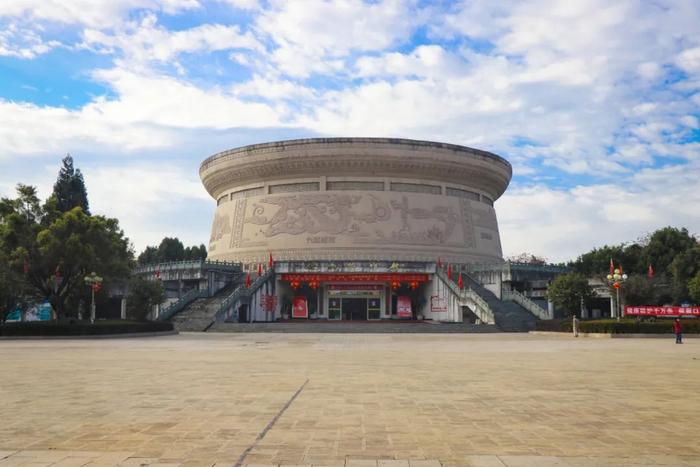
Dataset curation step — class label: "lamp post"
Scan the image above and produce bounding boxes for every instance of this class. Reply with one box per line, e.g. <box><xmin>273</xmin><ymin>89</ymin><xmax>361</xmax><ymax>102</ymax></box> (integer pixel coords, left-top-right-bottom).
<box><xmin>84</xmin><ymin>272</ymin><xmax>103</xmax><ymax>324</ymax></box>
<box><xmin>606</xmin><ymin>268</ymin><xmax>627</xmax><ymax>320</ymax></box>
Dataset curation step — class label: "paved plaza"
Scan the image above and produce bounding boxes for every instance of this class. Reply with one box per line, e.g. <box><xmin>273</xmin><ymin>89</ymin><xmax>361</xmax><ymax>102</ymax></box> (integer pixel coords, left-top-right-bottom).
<box><xmin>1</xmin><ymin>333</ymin><xmax>699</xmax><ymax>466</ymax></box>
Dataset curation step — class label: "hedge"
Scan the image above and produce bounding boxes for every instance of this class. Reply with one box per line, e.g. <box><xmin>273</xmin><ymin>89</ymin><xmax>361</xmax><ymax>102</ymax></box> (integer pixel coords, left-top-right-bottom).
<box><xmin>0</xmin><ymin>320</ymin><xmax>174</xmax><ymax>337</ymax></box>
<box><xmin>536</xmin><ymin>318</ymin><xmax>700</xmax><ymax>334</ymax></box>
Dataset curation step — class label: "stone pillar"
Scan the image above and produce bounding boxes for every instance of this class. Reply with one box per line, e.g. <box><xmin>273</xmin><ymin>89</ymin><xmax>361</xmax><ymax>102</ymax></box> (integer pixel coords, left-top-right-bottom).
<box><xmin>120</xmin><ymin>298</ymin><xmax>127</xmax><ymax>320</ymax></box>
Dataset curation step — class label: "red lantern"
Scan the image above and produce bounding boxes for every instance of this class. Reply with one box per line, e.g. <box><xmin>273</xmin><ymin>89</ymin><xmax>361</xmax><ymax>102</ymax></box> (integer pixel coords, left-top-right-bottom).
<box><xmin>409</xmin><ymin>281</ymin><xmax>418</xmax><ymax>290</ymax></box>
<box><xmin>613</xmin><ymin>282</ymin><xmax>620</xmax><ymax>289</ymax></box>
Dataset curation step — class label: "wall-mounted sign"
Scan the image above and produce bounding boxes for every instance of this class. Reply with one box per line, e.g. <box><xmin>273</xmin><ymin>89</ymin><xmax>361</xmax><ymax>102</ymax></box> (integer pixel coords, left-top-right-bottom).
<box><xmin>261</xmin><ymin>294</ymin><xmax>278</xmax><ymax>312</ymax></box>
<box><xmin>397</xmin><ymin>295</ymin><xmax>412</xmax><ymax>318</ymax></box>
<box><xmin>430</xmin><ymin>295</ymin><xmax>447</xmax><ymax>313</ymax></box>
<box><xmin>292</xmin><ymin>296</ymin><xmax>308</xmax><ymax>318</ymax></box>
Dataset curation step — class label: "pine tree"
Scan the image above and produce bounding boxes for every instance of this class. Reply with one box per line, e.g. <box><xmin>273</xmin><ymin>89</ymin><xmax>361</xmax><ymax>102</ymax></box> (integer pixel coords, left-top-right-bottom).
<box><xmin>52</xmin><ymin>154</ymin><xmax>90</xmax><ymax>215</ymax></box>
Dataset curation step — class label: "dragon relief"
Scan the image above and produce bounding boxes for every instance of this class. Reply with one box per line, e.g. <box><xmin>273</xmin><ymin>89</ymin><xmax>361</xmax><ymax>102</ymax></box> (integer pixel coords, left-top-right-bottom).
<box><xmin>379</xmin><ymin>196</ymin><xmax>458</xmax><ymax>244</ymax></box>
<box><xmin>244</xmin><ymin>193</ymin><xmax>391</xmax><ymax>237</ymax></box>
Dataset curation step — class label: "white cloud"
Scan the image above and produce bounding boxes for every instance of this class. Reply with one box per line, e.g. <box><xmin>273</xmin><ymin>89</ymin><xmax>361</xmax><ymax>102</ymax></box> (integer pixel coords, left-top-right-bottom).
<box><xmin>82</xmin><ymin>13</ymin><xmax>263</xmax><ymax>64</ymax></box>
<box><xmin>499</xmin><ymin>161</ymin><xmax>700</xmax><ymax>262</ymax></box>
<box><xmin>0</xmin><ymin>22</ymin><xmax>60</xmax><ymax>58</ymax></box>
<box><xmin>255</xmin><ymin>0</ymin><xmax>421</xmax><ymax>77</ymax></box>
<box><xmin>0</xmin><ymin>0</ymin><xmax>201</xmax><ymax>28</ymax></box>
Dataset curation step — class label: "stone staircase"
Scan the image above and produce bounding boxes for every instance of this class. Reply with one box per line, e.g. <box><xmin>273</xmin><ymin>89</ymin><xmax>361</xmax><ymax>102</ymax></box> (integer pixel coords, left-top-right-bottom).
<box><xmin>170</xmin><ymin>283</ymin><xmax>242</xmax><ymax>332</ymax></box>
<box><xmin>461</xmin><ymin>273</ymin><xmax>537</xmax><ymax>332</ymax></box>
<box><xmin>208</xmin><ymin>321</ymin><xmax>499</xmax><ymax>333</ymax></box>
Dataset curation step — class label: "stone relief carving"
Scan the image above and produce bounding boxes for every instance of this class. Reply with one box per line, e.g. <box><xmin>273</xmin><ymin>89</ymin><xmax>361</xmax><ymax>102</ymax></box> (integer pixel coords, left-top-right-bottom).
<box><xmin>375</xmin><ymin>195</ymin><xmax>458</xmax><ymax>245</ymax></box>
<box><xmin>209</xmin><ymin>213</ymin><xmax>232</xmax><ymax>243</ymax></box>
<box><xmin>459</xmin><ymin>199</ymin><xmax>476</xmax><ymax>249</ymax></box>
<box><xmin>472</xmin><ymin>207</ymin><xmax>498</xmax><ymax>230</ymax></box>
<box><xmin>229</xmin><ymin>199</ymin><xmax>247</xmax><ymax>248</ymax></box>
<box><xmin>245</xmin><ymin>193</ymin><xmax>391</xmax><ymax>237</ymax></box>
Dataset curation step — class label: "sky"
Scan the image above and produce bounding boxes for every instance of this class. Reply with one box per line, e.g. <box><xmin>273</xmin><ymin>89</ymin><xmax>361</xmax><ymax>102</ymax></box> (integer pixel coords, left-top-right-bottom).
<box><xmin>1</xmin><ymin>0</ymin><xmax>699</xmax><ymax>265</ymax></box>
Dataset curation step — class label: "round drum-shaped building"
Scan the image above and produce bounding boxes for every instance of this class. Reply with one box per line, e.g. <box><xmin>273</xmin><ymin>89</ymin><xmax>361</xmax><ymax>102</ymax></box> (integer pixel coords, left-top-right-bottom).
<box><xmin>201</xmin><ymin>137</ymin><xmax>511</xmax><ymax>266</ymax></box>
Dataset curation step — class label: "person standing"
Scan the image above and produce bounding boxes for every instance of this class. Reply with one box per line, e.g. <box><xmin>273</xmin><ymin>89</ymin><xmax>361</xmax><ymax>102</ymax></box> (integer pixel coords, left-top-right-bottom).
<box><xmin>673</xmin><ymin>318</ymin><xmax>682</xmax><ymax>344</ymax></box>
<box><xmin>572</xmin><ymin>315</ymin><xmax>579</xmax><ymax>338</ymax></box>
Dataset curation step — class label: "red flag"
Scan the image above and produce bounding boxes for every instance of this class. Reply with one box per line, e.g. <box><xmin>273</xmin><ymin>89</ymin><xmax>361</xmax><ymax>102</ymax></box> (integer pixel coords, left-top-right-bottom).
<box><xmin>458</xmin><ymin>272</ymin><xmax>463</xmax><ymax>289</ymax></box>
<box><xmin>609</xmin><ymin>258</ymin><xmax>614</xmax><ymax>275</ymax></box>
<box><xmin>268</xmin><ymin>252</ymin><xmax>274</xmax><ymax>269</ymax></box>
<box><xmin>447</xmin><ymin>264</ymin><xmax>452</xmax><ymax>280</ymax></box>
<box><xmin>437</xmin><ymin>257</ymin><xmax>442</xmax><ymax>268</ymax></box>
<box><xmin>648</xmin><ymin>264</ymin><xmax>654</xmax><ymax>278</ymax></box>
<box><xmin>245</xmin><ymin>273</ymin><xmax>251</xmax><ymax>288</ymax></box>
<box><xmin>257</xmin><ymin>263</ymin><xmax>263</xmax><ymax>276</ymax></box>
<box><xmin>155</xmin><ymin>268</ymin><xmax>160</xmax><ymax>279</ymax></box>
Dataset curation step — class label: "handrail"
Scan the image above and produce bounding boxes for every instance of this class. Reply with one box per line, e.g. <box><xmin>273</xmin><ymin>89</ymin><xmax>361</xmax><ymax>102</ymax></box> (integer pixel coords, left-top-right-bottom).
<box><xmin>156</xmin><ymin>288</ymin><xmax>208</xmax><ymax>321</ymax></box>
<box><xmin>213</xmin><ymin>270</ymin><xmax>275</xmax><ymax>322</ymax></box>
<box><xmin>435</xmin><ymin>268</ymin><xmax>495</xmax><ymax>324</ymax></box>
<box><xmin>502</xmin><ymin>288</ymin><xmax>551</xmax><ymax>320</ymax></box>
<box><xmin>134</xmin><ymin>259</ymin><xmax>242</xmax><ymax>274</ymax></box>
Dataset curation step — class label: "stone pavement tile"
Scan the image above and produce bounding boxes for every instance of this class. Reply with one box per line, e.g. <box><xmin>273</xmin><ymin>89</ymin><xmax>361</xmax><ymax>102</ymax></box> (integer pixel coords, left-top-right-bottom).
<box><xmin>462</xmin><ymin>456</ymin><xmax>505</xmax><ymax>467</ymax></box>
<box><xmin>0</xmin><ymin>454</ymin><xmax>17</xmax><ymax>461</ymax></box>
<box><xmin>378</xmin><ymin>462</ymin><xmax>408</xmax><ymax>467</ymax></box>
<box><xmin>346</xmin><ymin>461</ymin><xmax>378</xmax><ymax>467</ymax></box>
<box><xmin>50</xmin><ymin>458</ymin><xmax>99</xmax><ymax>467</ymax></box>
<box><xmin>408</xmin><ymin>461</ymin><xmax>440</xmax><ymax>467</ymax></box>
<box><xmin>497</xmin><ymin>456</ymin><xmax>571</xmax><ymax>466</ymax></box>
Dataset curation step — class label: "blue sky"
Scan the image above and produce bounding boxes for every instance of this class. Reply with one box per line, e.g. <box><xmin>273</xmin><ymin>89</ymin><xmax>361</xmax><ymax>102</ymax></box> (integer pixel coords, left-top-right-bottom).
<box><xmin>1</xmin><ymin>0</ymin><xmax>699</xmax><ymax>263</ymax></box>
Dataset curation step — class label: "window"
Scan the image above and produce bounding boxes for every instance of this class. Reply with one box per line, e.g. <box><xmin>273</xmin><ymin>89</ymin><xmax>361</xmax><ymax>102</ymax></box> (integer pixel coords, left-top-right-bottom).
<box><xmin>269</xmin><ymin>182</ymin><xmax>320</xmax><ymax>194</ymax></box>
<box><xmin>389</xmin><ymin>182</ymin><xmax>441</xmax><ymax>195</ymax></box>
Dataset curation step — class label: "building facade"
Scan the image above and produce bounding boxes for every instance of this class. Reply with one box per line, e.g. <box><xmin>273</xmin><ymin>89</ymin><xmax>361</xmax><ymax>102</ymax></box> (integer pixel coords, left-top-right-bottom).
<box><xmin>200</xmin><ymin>138</ymin><xmax>512</xmax><ymax>322</ymax></box>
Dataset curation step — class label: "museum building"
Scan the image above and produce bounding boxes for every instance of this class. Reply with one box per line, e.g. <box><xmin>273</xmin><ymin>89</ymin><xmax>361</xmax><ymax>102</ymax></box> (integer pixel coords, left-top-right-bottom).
<box><xmin>199</xmin><ymin>138</ymin><xmax>512</xmax><ymax>322</ymax></box>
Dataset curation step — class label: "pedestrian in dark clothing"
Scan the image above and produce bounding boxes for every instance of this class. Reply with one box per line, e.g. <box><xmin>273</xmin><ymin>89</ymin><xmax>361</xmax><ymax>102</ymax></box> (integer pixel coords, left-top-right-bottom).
<box><xmin>673</xmin><ymin>318</ymin><xmax>683</xmax><ymax>344</ymax></box>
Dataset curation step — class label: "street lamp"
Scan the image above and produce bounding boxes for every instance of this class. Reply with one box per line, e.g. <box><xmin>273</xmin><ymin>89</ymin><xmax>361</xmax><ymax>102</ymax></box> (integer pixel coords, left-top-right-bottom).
<box><xmin>84</xmin><ymin>272</ymin><xmax>103</xmax><ymax>324</ymax></box>
<box><xmin>606</xmin><ymin>268</ymin><xmax>628</xmax><ymax>320</ymax></box>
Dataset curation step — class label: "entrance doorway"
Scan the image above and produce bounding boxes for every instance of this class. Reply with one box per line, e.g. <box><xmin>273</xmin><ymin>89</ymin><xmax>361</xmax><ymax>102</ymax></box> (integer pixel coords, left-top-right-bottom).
<box><xmin>342</xmin><ymin>298</ymin><xmax>367</xmax><ymax>320</ymax></box>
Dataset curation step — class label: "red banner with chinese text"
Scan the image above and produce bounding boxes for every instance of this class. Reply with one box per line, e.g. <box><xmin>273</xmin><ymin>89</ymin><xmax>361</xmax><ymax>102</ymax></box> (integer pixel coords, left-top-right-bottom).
<box><xmin>281</xmin><ymin>273</ymin><xmax>429</xmax><ymax>283</ymax></box>
<box><xmin>624</xmin><ymin>306</ymin><xmax>700</xmax><ymax>316</ymax></box>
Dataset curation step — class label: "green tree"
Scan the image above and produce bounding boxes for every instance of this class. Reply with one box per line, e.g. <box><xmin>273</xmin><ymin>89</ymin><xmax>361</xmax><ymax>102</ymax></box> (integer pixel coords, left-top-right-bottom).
<box><xmin>0</xmin><ymin>185</ymin><xmax>133</xmax><ymax>319</ymax></box>
<box><xmin>570</xmin><ymin>244</ymin><xmax>643</xmax><ymax>277</ymax></box>
<box><xmin>0</xmin><ymin>250</ymin><xmax>33</xmax><ymax>322</ymax></box>
<box><xmin>137</xmin><ymin>238</ymin><xmax>207</xmax><ymax>264</ymax></box>
<box><xmin>52</xmin><ymin>154</ymin><xmax>90</xmax><ymax>215</ymax></box>
<box><xmin>184</xmin><ymin>244</ymin><xmax>207</xmax><ymax>261</ymax></box>
<box><xmin>642</xmin><ymin>227</ymin><xmax>696</xmax><ymax>277</ymax></box>
<box><xmin>622</xmin><ymin>274</ymin><xmax>656</xmax><ymax>306</ymax></box>
<box><xmin>669</xmin><ymin>246</ymin><xmax>700</xmax><ymax>304</ymax></box>
<box><xmin>688</xmin><ymin>272</ymin><xmax>700</xmax><ymax>304</ymax></box>
<box><xmin>546</xmin><ymin>273</ymin><xmax>595</xmax><ymax>317</ymax></box>
<box><xmin>126</xmin><ymin>276</ymin><xmax>165</xmax><ymax>320</ymax></box>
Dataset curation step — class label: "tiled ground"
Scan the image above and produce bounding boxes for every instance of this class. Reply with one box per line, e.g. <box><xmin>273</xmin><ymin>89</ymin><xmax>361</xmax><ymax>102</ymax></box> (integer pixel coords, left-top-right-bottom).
<box><xmin>1</xmin><ymin>333</ymin><xmax>698</xmax><ymax>466</ymax></box>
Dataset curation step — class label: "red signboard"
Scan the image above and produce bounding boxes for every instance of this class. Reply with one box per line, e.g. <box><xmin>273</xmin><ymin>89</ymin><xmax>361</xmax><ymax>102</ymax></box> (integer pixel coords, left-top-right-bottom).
<box><xmin>397</xmin><ymin>295</ymin><xmax>412</xmax><ymax>318</ymax></box>
<box><xmin>625</xmin><ymin>306</ymin><xmax>700</xmax><ymax>316</ymax></box>
<box><xmin>327</xmin><ymin>284</ymin><xmax>384</xmax><ymax>291</ymax></box>
<box><xmin>281</xmin><ymin>273</ymin><xmax>429</xmax><ymax>283</ymax></box>
<box><xmin>292</xmin><ymin>296</ymin><xmax>308</xmax><ymax>318</ymax></box>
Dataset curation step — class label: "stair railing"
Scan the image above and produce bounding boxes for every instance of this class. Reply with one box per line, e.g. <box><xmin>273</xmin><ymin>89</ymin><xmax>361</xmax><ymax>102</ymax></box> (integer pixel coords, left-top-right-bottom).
<box><xmin>213</xmin><ymin>269</ymin><xmax>275</xmax><ymax>323</ymax></box>
<box><xmin>502</xmin><ymin>288</ymin><xmax>551</xmax><ymax>320</ymax></box>
<box><xmin>156</xmin><ymin>288</ymin><xmax>209</xmax><ymax>321</ymax></box>
<box><xmin>435</xmin><ymin>268</ymin><xmax>495</xmax><ymax>324</ymax></box>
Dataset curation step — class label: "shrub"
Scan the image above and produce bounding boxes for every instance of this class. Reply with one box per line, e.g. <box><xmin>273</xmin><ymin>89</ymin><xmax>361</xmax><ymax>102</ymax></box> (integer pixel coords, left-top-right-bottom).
<box><xmin>535</xmin><ymin>318</ymin><xmax>700</xmax><ymax>334</ymax></box>
<box><xmin>0</xmin><ymin>320</ymin><xmax>173</xmax><ymax>337</ymax></box>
